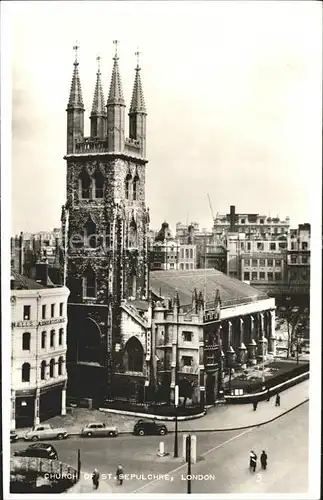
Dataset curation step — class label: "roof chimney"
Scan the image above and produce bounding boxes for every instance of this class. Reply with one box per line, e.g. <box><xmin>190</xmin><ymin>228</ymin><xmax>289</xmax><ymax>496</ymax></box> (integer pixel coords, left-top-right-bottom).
<box><xmin>35</xmin><ymin>261</ymin><xmax>49</xmax><ymax>286</ymax></box>
<box><xmin>230</xmin><ymin>205</ymin><xmax>236</xmax><ymax>232</ymax></box>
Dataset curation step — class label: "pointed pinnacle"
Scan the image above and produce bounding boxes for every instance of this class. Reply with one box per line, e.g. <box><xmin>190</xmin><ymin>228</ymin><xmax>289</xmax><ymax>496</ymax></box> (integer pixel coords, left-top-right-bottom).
<box><xmin>130</xmin><ymin>64</ymin><xmax>146</xmax><ymax>113</ymax></box>
<box><xmin>107</xmin><ymin>54</ymin><xmax>125</xmax><ymax>105</ymax></box>
<box><xmin>91</xmin><ymin>58</ymin><xmax>106</xmax><ymax>115</ymax></box>
<box><xmin>68</xmin><ymin>58</ymin><xmax>84</xmax><ymax>108</ymax></box>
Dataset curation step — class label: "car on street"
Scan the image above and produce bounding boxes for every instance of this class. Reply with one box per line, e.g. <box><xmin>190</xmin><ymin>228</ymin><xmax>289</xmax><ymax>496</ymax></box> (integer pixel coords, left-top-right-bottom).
<box><xmin>24</xmin><ymin>424</ymin><xmax>68</xmax><ymax>441</ymax></box>
<box><xmin>81</xmin><ymin>422</ymin><xmax>118</xmax><ymax>438</ymax></box>
<box><xmin>10</xmin><ymin>430</ymin><xmax>19</xmax><ymax>442</ymax></box>
<box><xmin>13</xmin><ymin>443</ymin><xmax>58</xmax><ymax>460</ymax></box>
<box><xmin>133</xmin><ymin>419</ymin><xmax>168</xmax><ymax>436</ymax></box>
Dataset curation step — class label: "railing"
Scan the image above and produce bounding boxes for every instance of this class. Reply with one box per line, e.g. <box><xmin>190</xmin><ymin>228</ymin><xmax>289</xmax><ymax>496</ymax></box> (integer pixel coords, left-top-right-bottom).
<box><xmin>11</xmin><ymin>456</ymin><xmax>78</xmax><ymax>481</ymax></box>
<box><xmin>75</xmin><ymin>139</ymin><xmax>108</xmax><ymax>154</ymax></box>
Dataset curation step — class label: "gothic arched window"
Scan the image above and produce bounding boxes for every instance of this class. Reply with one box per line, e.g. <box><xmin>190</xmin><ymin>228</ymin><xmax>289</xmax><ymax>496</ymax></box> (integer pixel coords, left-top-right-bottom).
<box><xmin>133</xmin><ymin>175</ymin><xmax>139</xmax><ymax>201</ymax></box>
<box><xmin>41</xmin><ymin>331</ymin><xmax>46</xmax><ymax>349</ymax></box>
<box><xmin>129</xmin><ymin>218</ymin><xmax>137</xmax><ymax>248</ymax></box>
<box><xmin>59</xmin><ymin>328</ymin><xmax>64</xmax><ymax>345</ymax></box>
<box><xmin>40</xmin><ymin>360</ymin><xmax>46</xmax><ymax>380</ymax></box>
<box><xmin>94</xmin><ymin>170</ymin><xmax>104</xmax><ymax>199</ymax></box>
<box><xmin>22</xmin><ymin>332</ymin><xmax>31</xmax><ymax>351</ymax></box>
<box><xmin>22</xmin><ymin>363</ymin><xmax>30</xmax><ymax>382</ymax></box>
<box><xmin>79</xmin><ymin>170</ymin><xmax>91</xmax><ymax>199</ymax></box>
<box><xmin>125</xmin><ymin>337</ymin><xmax>144</xmax><ymax>372</ymax></box>
<box><xmin>49</xmin><ymin>358</ymin><xmax>55</xmax><ymax>378</ymax></box>
<box><xmin>50</xmin><ymin>329</ymin><xmax>55</xmax><ymax>348</ymax></box>
<box><xmin>85</xmin><ymin>217</ymin><xmax>99</xmax><ymax>249</ymax></box>
<box><xmin>125</xmin><ymin>174</ymin><xmax>132</xmax><ymax>200</ymax></box>
<box><xmin>83</xmin><ymin>267</ymin><xmax>97</xmax><ymax>298</ymax></box>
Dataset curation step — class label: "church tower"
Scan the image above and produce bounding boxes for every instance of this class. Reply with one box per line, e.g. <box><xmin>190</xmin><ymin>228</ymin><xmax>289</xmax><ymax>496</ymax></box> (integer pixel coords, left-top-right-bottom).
<box><xmin>61</xmin><ymin>42</ymin><xmax>150</xmax><ymax>400</ymax></box>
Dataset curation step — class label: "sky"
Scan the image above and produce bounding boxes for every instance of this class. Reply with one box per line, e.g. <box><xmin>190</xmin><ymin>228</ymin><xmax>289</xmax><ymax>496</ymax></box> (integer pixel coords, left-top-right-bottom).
<box><xmin>4</xmin><ymin>0</ymin><xmax>322</xmax><ymax>235</ymax></box>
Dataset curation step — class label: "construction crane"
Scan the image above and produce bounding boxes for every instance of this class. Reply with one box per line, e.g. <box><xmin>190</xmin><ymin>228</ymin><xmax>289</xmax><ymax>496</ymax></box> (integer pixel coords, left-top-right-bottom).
<box><xmin>207</xmin><ymin>193</ymin><xmax>215</xmax><ymax>222</ymax></box>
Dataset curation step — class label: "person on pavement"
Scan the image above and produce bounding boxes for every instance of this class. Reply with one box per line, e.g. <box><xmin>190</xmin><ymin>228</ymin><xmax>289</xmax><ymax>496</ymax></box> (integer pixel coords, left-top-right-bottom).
<box><xmin>249</xmin><ymin>450</ymin><xmax>257</xmax><ymax>472</ymax></box>
<box><xmin>252</xmin><ymin>399</ymin><xmax>258</xmax><ymax>411</ymax></box>
<box><xmin>266</xmin><ymin>387</ymin><xmax>270</xmax><ymax>401</ymax></box>
<box><xmin>92</xmin><ymin>468</ymin><xmax>100</xmax><ymax>490</ymax></box>
<box><xmin>260</xmin><ymin>450</ymin><xmax>268</xmax><ymax>470</ymax></box>
<box><xmin>275</xmin><ymin>393</ymin><xmax>281</xmax><ymax>407</ymax></box>
<box><xmin>116</xmin><ymin>464</ymin><xmax>124</xmax><ymax>485</ymax></box>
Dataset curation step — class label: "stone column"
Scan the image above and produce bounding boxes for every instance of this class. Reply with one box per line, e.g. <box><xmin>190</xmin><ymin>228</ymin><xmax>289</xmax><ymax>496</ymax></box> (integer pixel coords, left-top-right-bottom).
<box><xmin>34</xmin><ymin>388</ymin><xmax>40</xmax><ymax>426</ymax></box>
<box><xmin>257</xmin><ymin>312</ymin><xmax>268</xmax><ymax>360</ymax></box>
<box><xmin>226</xmin><ymin>321</ymin><xmax>236</xmax><ymax>370</ymax></box>
<box><xmin>11</xmin><ymin>390</ymin><xmax>16</xmax><ymax>430</ymax></box>
<box><xmin>247</xmin><ymin>315</ymin><xmax>257</xmax><ymax>365</ymax></box>
<box><xmin>238</xmin><ymin>318</ymin><xmax>247</xmax><ymax>369</ymax></box>
<box><xmin>268</xmin><ymin>309</ymin><xmax>277</xmax><ymax>356</ymax></box>
<box><xmin>61</xmin><ymin>382</ymin><xmax>67</xmax><ymax>416</ymax></box>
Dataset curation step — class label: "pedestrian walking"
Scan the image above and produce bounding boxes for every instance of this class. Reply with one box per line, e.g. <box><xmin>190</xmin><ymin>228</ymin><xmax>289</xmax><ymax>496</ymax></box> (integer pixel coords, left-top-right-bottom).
<box><xmin>260</xmin><ymin>450</ymin><xmax>268</xmax><ymax>470</ymax></box>
<box><xmin>275</xmin><ymin>393</ymin><xmax>280</xmax><ymax>407</ymax></box>
<box><xmin>252</xmin><ymin>399</ymin><xmax>258</xmax><ymax>411</ymax></box>
<box><xmin>116</xmin><ymin>464</ymin><xmax>124</xmax><ymax>485</ymax></box>
<box><xmin>249</xmin><ymin>450</ymin><xmax>257</xmax><ymax>472</ymax></box>
<box><xmin>92</xmin><ymin>468</ymin><xmax>100</xmax><ymax>490</ymax></box>
<box><xmin>266</xmin><ymin>387</ymin><xmax>270</xmax><ymax>401</ymax></box>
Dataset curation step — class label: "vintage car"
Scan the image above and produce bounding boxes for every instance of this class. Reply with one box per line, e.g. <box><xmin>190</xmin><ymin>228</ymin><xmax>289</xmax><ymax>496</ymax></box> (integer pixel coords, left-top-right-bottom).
<box><xmin>133</xmin><ymin>419</ymin><xmax>168</xmax><ymax>436</ymax></box>
<box><xmin>24</xmin><ymin>424</ymin><xmax>68</xmax><ymax>441</ymax></box>
<box><xmin>14</xmin><ymin>443</ymin><xmax>59</xmax><ymax>460</ymax></box>
<box><xmin>10</xmin><ymin>430</ymin><xmax>19</xmax><ymax>442</ymax></box>
<box><xmin>81</xmin><ymin>422</ymin><xmax>118</xmax><ymax>438</ymax></box>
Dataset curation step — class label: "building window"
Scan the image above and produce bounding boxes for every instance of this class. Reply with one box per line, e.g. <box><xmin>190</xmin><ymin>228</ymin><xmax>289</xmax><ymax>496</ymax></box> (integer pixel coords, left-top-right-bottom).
<box><xmin>183</xmin><ymin>331</ymin><xmax>193</xmax><ymax>342</ymax></box>
<box><xmin>244</xmin><ymin>259</ymin><xmax>250</xmax><ymax>265</ymax></box>
<box><xmin>291</xmin><ymin>255</ymin><xmax>297</xmax><ymax>264</ymax></box>
<box><xmin>133</xmin><ymin>175</ymin><xmax>139</xmax><ymax>201</ymax></box>
<box><xmin>270</xmin><ymin>243</ymin><xmax>276</xmax><ymax>250</ymax></box>
<box><xmin>251</xmin><ymin>259</ymin><xmax>258</xmax><ymax>267</ymax></box>
<box><xmin>257</xmin><ymin>243</ymin><xmax>264</xmax><ymax>250</ymax></box>
<box><xmin>181</xmin><ymin>248</ymin><xmax>184</xmax><ymax>259</ymax></box>
<box><xmin>268</xmin><ymin>272</ymin><xmax>274</xmax><ymax>280</ymax></box>
<box><xmin>83</xmin><ymin>267</ymin><xmax>97</xmax><ymax>298</ymax></box>
<box><xmin>22</xmin><ymin>332</ymin><xmax>31</xmax><ymax>351</ymax></box>
<box><xmin>275</xmin><ymin>259</ymin><xmax>281</xmax><ymax>266</ymax></box>
<box><xmin>125</xmin><ymin>174</ymin><xmax>132</xmax><ymax>199</ymax></box>
<box><xmin>259</xmin><ymin>219</ymin><xmax>264</xmax><ymax>224</ymax></box>
<box><xmin>190</xmin><ymin>249</ymin><xmax>193</xmax><ymax>259</ymax></box>
<box><xmin>41</xmin><ymin>331</ymin><xmax>46</xmax><ymax>349</ymax></box>
<box><xmin>85</xmin><ymin>217</ymin><xmax>99</xmax><ymax>249</ymax></box>
<box><xmin>185</xmin><ymin>263</ymin><xmax>189</xmax><ymax>269</ymax></box>
<box><xmin>40</xmin><ymin>361</ymin><xmax>46</xmax><ymax>380</ymax></box>
<box><xmin>251</xmin><ymin>271</ymin><xmax>257</xmax><ymax>280</ymax></box>
<box><xmin>244</xmin><ymin>272</ymin><xmax>250</xmax><ymax>280</ymax></box>
<box><xmin>291</xmin><ymin>242</ymin><xmax>296</xmax><ymax>250</ymax></box>
<box><xmin>267</xmin><ymin>259</ymin><xmax>273</xmax><ymax>266</ymax></box>
<box><xmin>49</xmin><ymin>359</ymin><xmax>55</xmax><ymax>378</ymax></box>
<box><xmin>259</xmin><ymin>272</ymin><xmax>266</xmax><ymax>280</ymax></box>
<box><xmin>94</xmin><ymin>170</ymin><xmax>104</xmax><ymax>198</ymax></box>
<box><xmin>59</xmin><ymin>303</ymin><xmax>63</xmax><ymax>317</ymax></box>
<box><xmin>259</xmin><ymin>259</ymin><xmax>266</xmax><ymax>266</ymax></box>
<box><xmin>23</xmin><ymin>305</ymin><xmax>31</xmax><ymax>320</ymax></box>
<box><xmin>21</xmin><ymin>363</ymin><xmax>30</xmax><ymax>382</ymax></box>
<box><xmin>50</xmin><ymin>330</ymin><xmax>55</xmax><ymax>348</ymax></box>
<box><xmin>58</xmin><ymin>357</ymin><xmax>64</xmax><ymax>376</ymax></box>
<box><xmin>180</xmin><ymin>263</ymin><xmax>184</xmax><ymax>269</ymax></box>
<box><xmin>247</xmin><ymin>243</ymin><xmax>251</xmax><ymax>251</ymax></box>
<box><xmin>51</xmin><ymin>304</ymin><xmax>55</xmax><ymax>318</ymax></box>
<box><xmin>182</xmin><ymin>356</ymin><xmax>193</xmax><ymax>366</ymax></box>
<box><xmin>59</xmin><ymin>328</ymin><xmax>64</xmax><ymax>345</ymax></box>
<box><xmin>275</xmin><ymin>273</ymin><xmax>282</xmax><ymax>281</ymax></box>
<box><xmin>302</xmin><ymin>242</ymin><xmax>308</xmax><ymax>250</ymax></box>
<box><xmin>241</xmin><ymin>219</ymin><xmax>245</xmax><ymax>224</ymax></box>
<box><xmin>278</xmin><ymin>242</ymin><xmax>287</xmax><ymax>249</ymax></box>
<box><xmin>240</xmin><ymin>242</ymin><xmax>244</xmax><ymax>249</ymax></box>
<box><xmin>206</xmin><ymin>353</ymin><xmax>215</xmax><ymax>365</ymax></box>
<box><xmin>79</xmin><ymin>170</ymin><xmax>91</xmax><ymax>199</ymax></box>
<box><xmin>42</xmin><ymin>305</ymin><xmax>46</xmax><ymax>319</ymax></box>
<box><xmin>302</xmin><ymin>255</ymin><xmax>308</xmax><ymax>264</ymax></box>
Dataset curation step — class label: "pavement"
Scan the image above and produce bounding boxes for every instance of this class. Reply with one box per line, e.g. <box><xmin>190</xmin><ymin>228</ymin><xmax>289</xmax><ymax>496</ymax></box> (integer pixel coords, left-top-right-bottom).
<box><xmin>14</xmin><ymin>378</ymin><xmax>309</xmax><ymax>438</ymax></box>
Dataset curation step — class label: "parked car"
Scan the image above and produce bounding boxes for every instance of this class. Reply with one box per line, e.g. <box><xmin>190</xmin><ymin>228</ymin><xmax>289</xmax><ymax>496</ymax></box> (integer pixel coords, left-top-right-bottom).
<box><xmin>10</xmin><ymin>430</ymin><xmax>18</xmax><ymax>442</ymax></box>
<box><xmin>24</xmin><ymin>424</ymin><xmax>68</xmax><ymax>441</ymax></box>
<box><xmin>81</xmin><ymin>422</ymin><xmax>118</xmax><ymax>438</ymax></box>
<box><xmin>13</xmin><ymin>443</ymin><xmax>58</xmax><ymax>460</ymax></box>
<box><xmin>133</xmin><ymin>419</ymin><xmax>167</xmax><ymax>436</ymax></box>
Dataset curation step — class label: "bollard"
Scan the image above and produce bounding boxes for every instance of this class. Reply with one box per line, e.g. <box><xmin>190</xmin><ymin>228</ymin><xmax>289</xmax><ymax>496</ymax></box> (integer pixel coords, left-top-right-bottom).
<box><xmin>183</xmin><ymin>434</ymin><xmax>188</xmax><ymax>460</ymax></box>
<box><xmin>157</xmin><ymin>441</ymin><xmax>166</xmax><ymax>457</ymax></box>
<box><xmin>191</xmin><ymin>435</ymin><xmax>197</xmax><ymax>464</ymax></box>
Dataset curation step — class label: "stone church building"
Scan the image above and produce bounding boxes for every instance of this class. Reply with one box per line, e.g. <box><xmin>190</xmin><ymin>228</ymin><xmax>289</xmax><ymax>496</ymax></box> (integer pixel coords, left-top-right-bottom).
<box><xmin>61</xmin><ymin>44</ymin><xmax>277</xmax><ymax>406</ymax></box>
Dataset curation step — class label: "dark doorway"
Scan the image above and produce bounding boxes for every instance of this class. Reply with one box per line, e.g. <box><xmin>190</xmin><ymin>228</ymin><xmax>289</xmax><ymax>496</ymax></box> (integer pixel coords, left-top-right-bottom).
<box><xmin>78</xmin><ymin>317</ymin><xmax>102</xmax><ymax>364</ymax></box>
<box><xmin>205</xmin><ymin>373</ymin><xmax>215</xmax><ymax>405</ymax></box>
<box><xmin>124</xmin><ymin>337</ymin><xmax>144</xmax><ymax>372</ymax></box>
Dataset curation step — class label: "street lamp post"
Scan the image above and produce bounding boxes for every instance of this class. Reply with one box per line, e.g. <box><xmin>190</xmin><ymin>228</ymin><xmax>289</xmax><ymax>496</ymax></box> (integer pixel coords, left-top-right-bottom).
<box><xmin>174</xmin><ymin>385</ymin><xmax>179</xmax><ymax>458</ymax></box>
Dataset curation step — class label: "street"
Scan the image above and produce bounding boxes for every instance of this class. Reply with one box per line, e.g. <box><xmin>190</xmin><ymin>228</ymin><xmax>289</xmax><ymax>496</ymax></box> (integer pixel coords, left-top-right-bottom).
<box><xmin>11</xmin><ymin>401</ymin><xmax>308</xmax><ymax>494</ymax></box>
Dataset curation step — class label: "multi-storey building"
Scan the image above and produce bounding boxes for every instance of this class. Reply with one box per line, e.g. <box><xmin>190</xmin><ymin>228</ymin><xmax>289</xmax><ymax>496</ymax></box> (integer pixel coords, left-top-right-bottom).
<box><xmin>150</xmin><ymin>222</ymin><xmax>196</xmax><ymax>271</ymax></box>
<box><xmin>11</xmin><ymin>229</ymin><xmax>62</xmax><ymax>274</ymax></box>
<box><xmin>286</xmin><ymin>223</ymin><xmax>311</xmax><ymax>292</ymax></box>
<box><xmin>61</xmin><ymin>44</ymin><xmax>151</xmax><ymax>401</ymax></box>
<box><xmin>11</xmin><ymin>267</ymin><xmax>69</xmax><ymax>428</ymax></box>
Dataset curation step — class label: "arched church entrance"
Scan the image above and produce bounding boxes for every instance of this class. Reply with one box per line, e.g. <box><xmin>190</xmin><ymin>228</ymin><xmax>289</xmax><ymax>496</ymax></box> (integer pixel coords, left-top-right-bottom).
<box><xmin>123</xmin><ymin>336</ymin><xmax>144</xmax><ymax>373</ymax></box>
<box><xmin>77</xmin><ymin>317</ymin><xmax>102</xmax><ymax>364</ymax></box>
